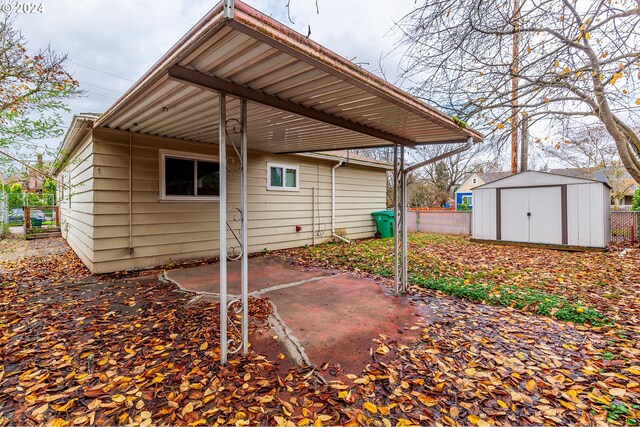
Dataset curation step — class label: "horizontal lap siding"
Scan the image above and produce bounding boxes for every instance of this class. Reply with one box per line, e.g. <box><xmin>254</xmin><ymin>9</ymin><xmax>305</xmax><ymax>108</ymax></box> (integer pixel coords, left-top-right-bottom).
<box><xmin>58</xmin><ymin>134</ymin><xmax>95</xmax><ymax>271</ymax></box>
<box><xmin>335</xmin><ymin>166</ymin><xmax>387</xmax><ymax>239</ymax></box>
<box><xmin>88</xmin><ymin>130</ymin><xmax>385</xmax><ymax>273</ymax></box>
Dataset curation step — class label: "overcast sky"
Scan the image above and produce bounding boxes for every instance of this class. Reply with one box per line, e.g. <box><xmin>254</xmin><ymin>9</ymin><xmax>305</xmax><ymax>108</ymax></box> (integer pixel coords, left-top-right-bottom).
<box><xmin>14</xmin><ymin>0</ymin><xmax>414</xmax><ymax>159</ymax></box>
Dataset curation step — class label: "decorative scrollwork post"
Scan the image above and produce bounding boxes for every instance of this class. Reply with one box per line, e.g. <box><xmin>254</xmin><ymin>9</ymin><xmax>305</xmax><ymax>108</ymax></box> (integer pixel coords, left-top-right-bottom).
<box><xmin>220</xmin><ymin>98</ymin><xmax>249</xmax><ymax>358</ymax></box>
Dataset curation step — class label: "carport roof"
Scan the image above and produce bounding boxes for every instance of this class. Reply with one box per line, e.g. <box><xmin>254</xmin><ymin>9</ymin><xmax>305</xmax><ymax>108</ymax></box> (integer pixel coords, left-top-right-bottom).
<box><xmin>94</xmin><ymin>0</ymin><xmax>482</xmax><ymax>154</ymax></box>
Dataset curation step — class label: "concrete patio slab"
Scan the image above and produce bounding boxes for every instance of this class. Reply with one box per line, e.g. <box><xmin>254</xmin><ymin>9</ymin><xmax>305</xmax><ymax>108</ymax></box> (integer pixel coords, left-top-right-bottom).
<box><xmin>266</xmin><ymin>273</ymin><xmax>422</xmax><ymax>376</ymax></box>
<box><xmin>166</xmin><ymin>256</ymin><xmax>425</xmax><ymax>378</ymax></box>
<box><xmin>164</xmin><ymin>256</ymin><xmax>332</xmax><ymax>296</ymax></box>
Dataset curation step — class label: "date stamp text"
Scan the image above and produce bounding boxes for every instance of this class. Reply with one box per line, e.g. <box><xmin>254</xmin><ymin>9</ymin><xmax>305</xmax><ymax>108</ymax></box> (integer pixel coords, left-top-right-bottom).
<box><xmin>1</xmin><ymin>3</ymin><xmax>45</xmax><ymax>14</ymax></box>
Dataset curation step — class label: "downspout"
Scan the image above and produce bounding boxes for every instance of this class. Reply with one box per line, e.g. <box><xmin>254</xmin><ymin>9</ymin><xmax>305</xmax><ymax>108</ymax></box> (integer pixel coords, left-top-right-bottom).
<box><xmin>331</xmin><ymin>160</ymin><xmax>351</xmax><ymax>243</ymax></box>
<box><xmin>404</xmin><ymin>138</ymin><xmax>475</xmax><ymax>174</ymax></box>
<box><xmin>404</xmin><ymin>137</ymin><xmax>476</xmax><ymax>174</ymax></box>
<box><xmin>128</xmin><ymin>132</ymin><xmax>134</xmax><ymax>255</ymax></box>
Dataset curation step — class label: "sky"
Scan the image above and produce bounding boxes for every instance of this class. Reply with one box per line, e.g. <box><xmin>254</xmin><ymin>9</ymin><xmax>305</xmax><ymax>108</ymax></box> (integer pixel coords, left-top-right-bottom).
<box><xmin>13</xmin><ymin>0</ymin><xmax>415</xmax><ymax>161</ymax></box>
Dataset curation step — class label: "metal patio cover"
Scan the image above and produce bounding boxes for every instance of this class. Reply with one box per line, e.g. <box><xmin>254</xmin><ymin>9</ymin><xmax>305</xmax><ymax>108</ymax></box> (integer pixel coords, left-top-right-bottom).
<box><xmin>94</xmin><ymin>0</ymin><xmax>482</xmax><ymax>152</ymax></box>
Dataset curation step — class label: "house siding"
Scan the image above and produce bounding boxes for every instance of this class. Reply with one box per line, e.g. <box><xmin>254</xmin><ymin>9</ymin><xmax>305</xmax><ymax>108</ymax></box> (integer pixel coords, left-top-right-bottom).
<box><xmin>457</xmin><ymin>174</ymin><xmax>483</xmax><ymax>192</ymax></box>
<box><xmin>58</xmin><ymin>133</ymin><xmax>96</xmax><ymax>272</ymax></box>
<box><xmin>59</xmin><ymin>129</ymin><xmax>386</xmax><ymax>273</ymax></box>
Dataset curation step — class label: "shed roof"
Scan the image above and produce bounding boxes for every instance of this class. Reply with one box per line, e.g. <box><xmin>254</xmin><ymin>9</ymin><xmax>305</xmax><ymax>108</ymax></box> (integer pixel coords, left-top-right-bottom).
<box><xmin>94</xmin><ymin>0</ymin><xmax>481</xmax><ymax>154</ymax></box>
<box><xmin>475</xmin><ymin>170</ymin><xmax>611</xmax><ymax>189</ymax></box>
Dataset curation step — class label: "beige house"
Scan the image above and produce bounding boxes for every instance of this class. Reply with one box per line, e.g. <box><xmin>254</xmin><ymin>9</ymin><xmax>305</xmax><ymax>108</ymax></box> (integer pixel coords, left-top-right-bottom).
<box><xmin>54</xmin><ymin>114</ymin><xmax>389</xmax><ymax>274</ymax></box>
<box><xmin>455</xmin><ymin>172</ymin><xmax>511</xmax><ymax>209</ymax></box>
<box><xmin>53</xmin><ymin>0</ymin><xmax>481</xmax><ymax>283</ymax></box>
<box><xmin>52</xmin><ymin>0</ymin><xmax>483</xmax><ymax>358</ymax></box>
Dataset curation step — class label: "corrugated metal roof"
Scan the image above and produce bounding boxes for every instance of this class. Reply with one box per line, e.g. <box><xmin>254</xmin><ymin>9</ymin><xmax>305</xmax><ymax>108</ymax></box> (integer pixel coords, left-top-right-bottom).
<box><xmin>95</xmin><ymin>0</ymin><xmax>482</xmax><ymax>153</ymax></box>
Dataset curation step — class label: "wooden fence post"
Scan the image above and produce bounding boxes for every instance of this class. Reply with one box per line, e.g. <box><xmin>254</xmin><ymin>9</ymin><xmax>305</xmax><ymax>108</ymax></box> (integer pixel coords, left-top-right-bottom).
<box><xmin>24</xmin><ymin>206</ymin><xmax>31</xmax><ymax>230</ymax></box>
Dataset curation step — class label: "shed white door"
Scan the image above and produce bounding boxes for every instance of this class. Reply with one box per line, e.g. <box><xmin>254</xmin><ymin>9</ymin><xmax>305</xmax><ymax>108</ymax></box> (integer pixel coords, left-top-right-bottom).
<box><xmin>500</xmin><ymin>189</ymin><xmax>529</xmax><ymax>242</ymax></box>
<box><xmin>501</xmin><ymin>187</ymin><xmax>563</xmax><ymax>244</ymax></box>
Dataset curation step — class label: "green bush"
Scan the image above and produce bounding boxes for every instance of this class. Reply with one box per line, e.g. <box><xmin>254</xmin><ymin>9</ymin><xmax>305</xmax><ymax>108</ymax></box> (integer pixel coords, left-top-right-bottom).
<box><xmin>458</xmin><ymin>200</ymin><xmax>471</xmax><ymax>211</ymax></box>
<box><xmin>632</xmin><ymin>187</ymin><xmax>640</xmax><ymax>212</ymax></box>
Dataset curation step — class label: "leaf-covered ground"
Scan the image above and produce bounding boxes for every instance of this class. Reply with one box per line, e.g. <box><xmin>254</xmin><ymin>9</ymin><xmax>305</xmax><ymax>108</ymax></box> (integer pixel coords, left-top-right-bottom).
<box><xmin>288</xmin><ymin>234</ymin><xmax>640</xmax><ymax>335</ymax></box>
<box><xmin>2</xmin><ymin>236</ymin><xmax>640</xmax><ymax>426</ymax></box>
<box><xmin>285</xmin><ymin>234</ymin><xmax>640</xmax><ymax>426</ymax></box>
<box><xmin>0</xmin><ymin>250</ymin><xmax>346</xmax><ymax>426</ymax></box>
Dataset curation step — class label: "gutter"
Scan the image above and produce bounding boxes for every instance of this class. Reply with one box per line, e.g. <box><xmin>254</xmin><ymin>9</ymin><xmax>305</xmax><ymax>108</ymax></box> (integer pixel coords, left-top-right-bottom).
<box><xmin>331</xmin><ymin>160</ymin><xmax>351</xmax><ymax>244</ymax></box>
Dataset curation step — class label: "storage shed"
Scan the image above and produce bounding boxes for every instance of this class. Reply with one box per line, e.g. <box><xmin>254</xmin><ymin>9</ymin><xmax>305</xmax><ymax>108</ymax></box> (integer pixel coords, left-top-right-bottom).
<box><xmin>472</xmin><ymin>171</ymin><xmax>611</xmax><ymax>249</ymax></box>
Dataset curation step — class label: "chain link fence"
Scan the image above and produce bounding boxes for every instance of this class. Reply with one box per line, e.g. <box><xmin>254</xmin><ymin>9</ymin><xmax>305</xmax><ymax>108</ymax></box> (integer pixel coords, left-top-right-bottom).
<box><xmin>406</xmin><ymin>209</ymin><xmax>639</xmax><ymax>244</ymax></box>
<box><xmin>611</xmin><ymin>211</ymin><xmax>640</xmax><ymax>243</ymax></box>
<box><xmin>1</xmin><ymin>193</ymin><xmax>58</xmax><ymax>232</ymax></box>
<box><xmin>407</xmin><ymin>209</ymin><xmax>472</xmax><ymax>235</ymax></box>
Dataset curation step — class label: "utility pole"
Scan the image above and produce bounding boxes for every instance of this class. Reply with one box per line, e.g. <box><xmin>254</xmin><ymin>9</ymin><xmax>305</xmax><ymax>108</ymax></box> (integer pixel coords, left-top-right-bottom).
<box><xmin>510</xmin><ymin>0</ymin><xmax>520</xmax><ymax>174</ymax></box>
<box><xmin>520</xmin><ymin>113</ymin><xmax>529</xmax><ymax>172</ymax></box>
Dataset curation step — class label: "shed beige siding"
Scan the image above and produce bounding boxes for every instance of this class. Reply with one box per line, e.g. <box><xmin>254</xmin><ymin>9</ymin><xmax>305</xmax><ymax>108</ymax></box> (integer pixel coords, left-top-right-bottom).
<box><xmin>59</xmin><ymin>129</ymin><xmax>386</xmax><ymax>273</ymax></box>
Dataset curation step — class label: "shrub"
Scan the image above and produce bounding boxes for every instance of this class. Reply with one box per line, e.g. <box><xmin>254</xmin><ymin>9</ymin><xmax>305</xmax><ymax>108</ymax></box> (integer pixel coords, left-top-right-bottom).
<box><xmin>632</xmin><ymin>187</ymin><xmax>640</xmax><ymax>212</ymax></box>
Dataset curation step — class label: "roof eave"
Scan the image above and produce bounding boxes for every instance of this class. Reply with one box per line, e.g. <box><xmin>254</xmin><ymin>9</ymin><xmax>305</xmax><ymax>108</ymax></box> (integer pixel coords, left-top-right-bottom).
<box><xmin>230</xmin><ymin>0</ymin><xmax>482</xmax><ymax>143</ymax></box>
<box><xmin>95</xmin><ymin>0</ymin><xmax>483</xmax><ymax>145</ymax></box>
<box><xmin>94</xmin><ymin>2</ymin><xmax>227</xmax><ymax>129</ymax></box>
<box><xmin>53</xmin><ymin>114</ymin><xmax>97</xmax><ymax>175</ymax></box>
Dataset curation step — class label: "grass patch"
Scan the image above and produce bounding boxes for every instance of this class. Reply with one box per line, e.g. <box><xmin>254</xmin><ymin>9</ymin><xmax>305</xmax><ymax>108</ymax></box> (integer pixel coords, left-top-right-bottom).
<box><xmin>602</xmin><ymin>402</ymin><xmax>639</xmax><ymax>425</ymax></box>
<box><xmin>412</xmin><ymin>275</ymin><xmax>610</xmax><ymax>326</ymax></box>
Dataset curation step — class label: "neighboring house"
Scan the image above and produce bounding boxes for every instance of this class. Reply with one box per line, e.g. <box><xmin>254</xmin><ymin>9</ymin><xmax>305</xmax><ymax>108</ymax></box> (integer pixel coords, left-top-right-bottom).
<box><xmin>455</xmin><ymin>172</ymin><xmax>511</xmax><ymax>209</ymax></box>
<box><xmin>54</xmin><ymin>115</ymin><xmax>390</xmax><ymax>274</ymax></box>
<box><xmin>550</xmin><ymin>167</ymin><xmax>638</xmax><ymax>209</ymax></box>
<box><xmin>26</xmin><ymin>154</ymin><xmax>45</xmax><ymax>191</ymax></box>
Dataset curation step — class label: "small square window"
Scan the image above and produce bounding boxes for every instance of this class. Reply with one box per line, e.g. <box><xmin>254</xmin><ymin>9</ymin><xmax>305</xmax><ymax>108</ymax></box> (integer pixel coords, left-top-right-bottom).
<box><xmin>472</xmin><ymin>178</ymin><xmax>477</xmax><ymax>184</ymax></box>
<box><xmin>267</xmin><ymin>163</ymin><xmax>299</xmax><ymax>191</ymax></box>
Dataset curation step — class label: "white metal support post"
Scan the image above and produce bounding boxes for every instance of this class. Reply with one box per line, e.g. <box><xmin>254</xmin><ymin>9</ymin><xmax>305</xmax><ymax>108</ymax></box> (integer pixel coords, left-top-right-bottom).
<box><xmin>393</xmin><ymin>144</ymin><xmax>399</xmax><ymax>296</ymax></box>
<box><xmin>400</xmin><ymin>146</ymin><xmax>408</xmax><ymax>293</ymax></box>
<box><xmin>240</xmin><ymin>99</ymin><xmax>248</xmax><ymax>356</ymax></box>
<box><xmin>219</xmin><ymin>92</ymin><xmax>228</xmax><ymax>365</ymax></box>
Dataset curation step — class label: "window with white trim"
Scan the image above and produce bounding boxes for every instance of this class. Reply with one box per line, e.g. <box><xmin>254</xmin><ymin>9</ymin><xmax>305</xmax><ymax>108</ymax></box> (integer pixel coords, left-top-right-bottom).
<box><xmin>461</xmin><ymin>195</ymin><xmax>472</xmax><ymax>205</ymax></box>
<box><xmin>472</xmin><ymin>178</ymin><xmax>477</xmax><ymax>184</ymax></box>
<box><xmin>267</xmin><ymin>163</ymin><xmax>299</xmax><ymax>191</ymax></box>
<box><xmin>160</xmin><ymin>150</ymin><xmax>219</xmax><ymax>200</ymax></box>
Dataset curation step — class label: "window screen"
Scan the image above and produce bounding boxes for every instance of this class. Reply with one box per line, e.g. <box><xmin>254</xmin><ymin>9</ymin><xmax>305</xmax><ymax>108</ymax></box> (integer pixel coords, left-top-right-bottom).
<box><xmin>285</xmin><ymin>169</ymin><xmax>297</xmax><ymax>188</ymax></box>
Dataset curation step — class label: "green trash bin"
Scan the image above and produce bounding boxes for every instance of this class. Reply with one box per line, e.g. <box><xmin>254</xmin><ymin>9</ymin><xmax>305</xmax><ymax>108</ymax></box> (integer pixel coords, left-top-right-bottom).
<box><xmin>371</xmin><ymin>210</ymin><xmax>394</xmax><ymax>238</ymax></box>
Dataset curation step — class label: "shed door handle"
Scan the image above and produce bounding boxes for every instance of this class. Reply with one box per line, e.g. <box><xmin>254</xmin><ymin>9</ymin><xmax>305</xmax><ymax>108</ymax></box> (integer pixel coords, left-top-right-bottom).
<box><xmin>527</xmin><ymin>212</ymin><xmax>531</xmax><ymax>217</ymax></box>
